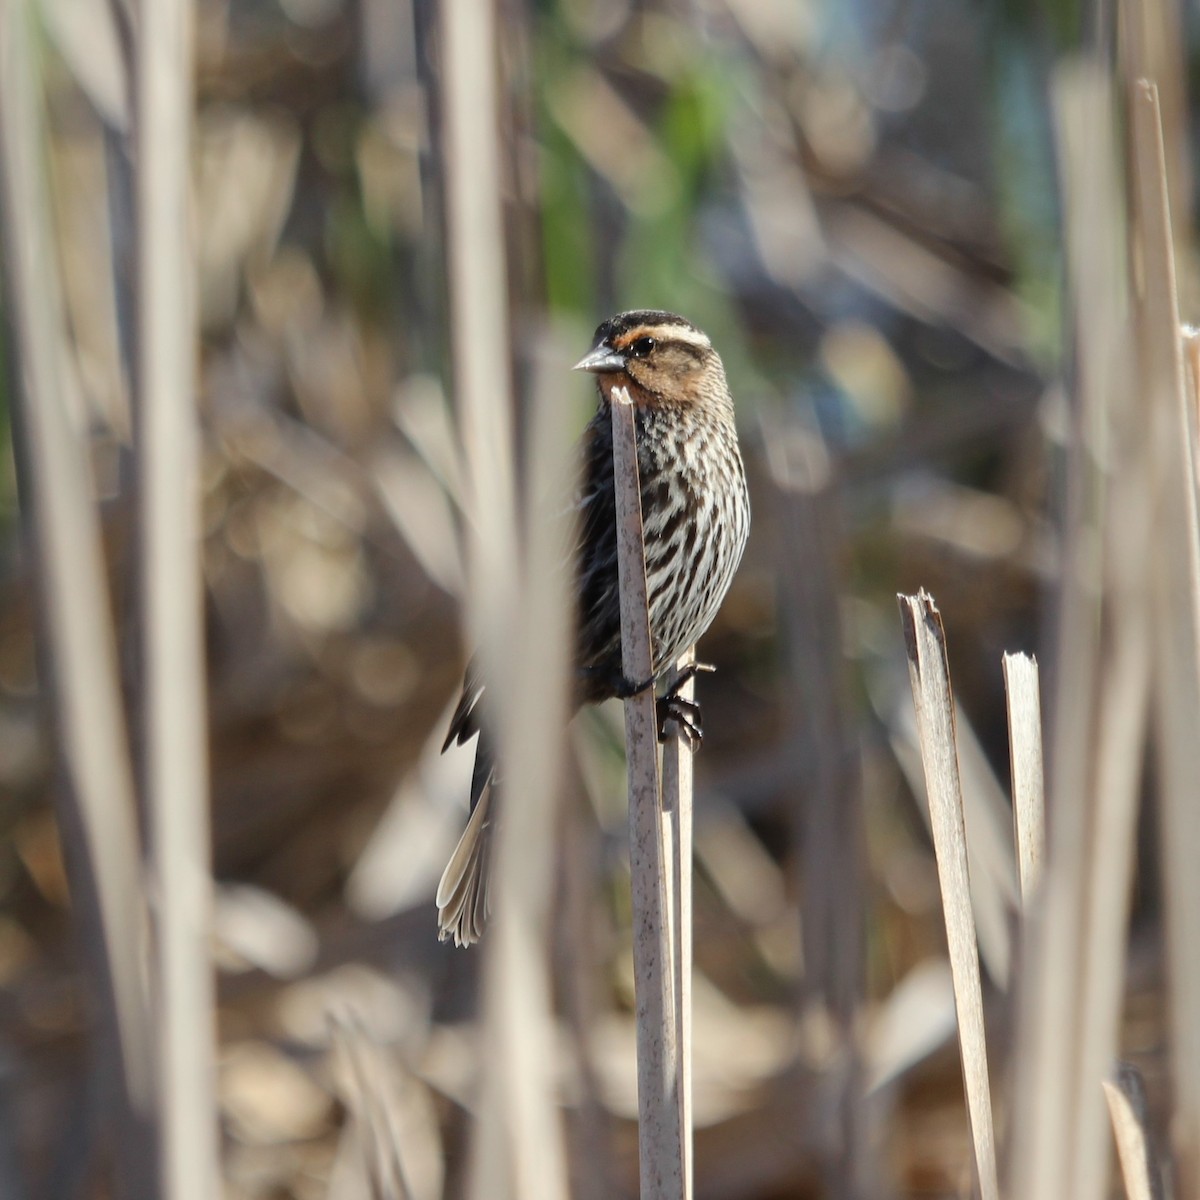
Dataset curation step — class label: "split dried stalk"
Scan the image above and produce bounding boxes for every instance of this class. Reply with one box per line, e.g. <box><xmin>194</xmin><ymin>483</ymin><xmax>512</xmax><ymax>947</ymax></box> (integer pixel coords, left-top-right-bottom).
<box><xmin>612</xmin><ymin>385</ymin><xmax>684</xmax><ymax>1200</ymax></box>
<box><xmin>897</xmin><ymin>591</ymin><xmax>999</xmax><ymax>1200</ymax></box>
<box><xmin>1002</xmin><ymin>652</ymin><xmax>1045</xmax><ymax>905</ymax></box>
<box><xmin>661</xmin><ymin>647</ymin><xmax>695</xmax><ymax>1199</ymax></box>
<box><xmin>135</xmin><ymin>1</ymin><xmax>221</xmax><ymax>1196</ymax></box>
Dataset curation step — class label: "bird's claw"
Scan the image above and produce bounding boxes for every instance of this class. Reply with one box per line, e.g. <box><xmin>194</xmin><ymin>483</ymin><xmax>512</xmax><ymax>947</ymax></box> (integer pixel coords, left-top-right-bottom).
<box><xmin>657</xmin><ymin>693</ymin><xmax>702</xmax><ymax>746</ymax></box>
<box><xmin>656</xmin><ymin>661</ymin><xmax>715</xmax><ymax>747</ymax></box>
<box><xmin>614</xmin><ymin>662</ymin><xmax>715</xmax><ymax>746</ymax></box>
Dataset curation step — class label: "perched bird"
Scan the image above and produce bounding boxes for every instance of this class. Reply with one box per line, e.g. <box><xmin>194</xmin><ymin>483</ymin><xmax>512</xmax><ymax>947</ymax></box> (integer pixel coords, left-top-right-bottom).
<box><xmin>436</xmin><ymin>311</ymin><xmax>750</xmax><ymax>946</ymax></box>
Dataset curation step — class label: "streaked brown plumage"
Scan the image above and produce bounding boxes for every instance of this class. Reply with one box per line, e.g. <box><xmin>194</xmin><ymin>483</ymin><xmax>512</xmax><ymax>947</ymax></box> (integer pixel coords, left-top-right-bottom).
<box><xmin>436</xmin><ymin>311</ymin><xmax>750</xmax><ymax>946</ymax></box>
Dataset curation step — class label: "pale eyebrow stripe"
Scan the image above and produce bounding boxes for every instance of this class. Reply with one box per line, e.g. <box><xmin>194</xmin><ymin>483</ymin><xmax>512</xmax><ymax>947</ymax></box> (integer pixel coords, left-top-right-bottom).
<box><xmin>615</xmin><ymin>323</ymin><xmax>711</xmax><ymax>351</ymax></box>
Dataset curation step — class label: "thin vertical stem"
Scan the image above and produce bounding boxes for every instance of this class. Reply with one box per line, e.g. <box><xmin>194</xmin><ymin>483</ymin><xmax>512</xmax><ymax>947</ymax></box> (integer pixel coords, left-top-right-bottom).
<box><xmin>611</xmin><ymin>385</ymin><xmax>683</xmax><ymax>1200</ymax></box>
<box><xmin>441</xmin><ymin>4</ymin><xmax>567</xmax><ymax>1198</ymax></box>
<box><xmin>0</xmin><ymin>5</ymin><xmax>154</xmax><ymax>1195</ymax></box>
<box><xmin>1133</xmin><ymin>79</ymin><xmax>1200</xmax><ymax>1197</ymax></box>
<box><xmin>135</xmin><ymin>0</ymin><xmax>219</xmax><ymax>1196</ymax></box>
<box><xmin>661</xmin><ymin>648</ymin><xmax>695</xmax><ymax>1199</ymax></box>
<box><xmin>898</xmin><ymin>591</ymin><xmax>999</xmax><ymax>1200</ymax></box>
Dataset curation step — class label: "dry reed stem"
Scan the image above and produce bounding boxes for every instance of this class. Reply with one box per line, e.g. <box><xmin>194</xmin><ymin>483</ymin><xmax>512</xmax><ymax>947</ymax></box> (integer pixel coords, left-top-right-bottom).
<box><xmin>1011</xmin><ymin>62</ymin><xmax>1133</xmax><ymax>1200</ymax></box>
<box><xmin>441</xmin><ymin>4</ymin><xmax>568</xmax><ymax>1198</ymax></box>
<box><xmin>135</xmin><ymin>1</ymin><xmax>222</xmax><ymax>1195</ymax></box>
<box><xmin>1103</xmin><ymin>1065</ymin><xmax>1167</xmax><ymax>1200</ymax></box>
<box><xmin>1061</xmin><ymin>62</ymin><xmax>1150</xmax><ymax>1200</ymax></box>
<box><xmin>612</xmin><ymin>385</ymin><xmax>684</xmax><ymax>1200</ymax></box>
<box><xmin>477</xmin><ymin>351</ymin><xmax>573</xmax><ymax>1200</ymax></box>
<box><xmin>1132</xmin><ymin>78</ymin><xmax>1200</xmax><ymax>1195</ymax></box>
<box><xmin>0</xmin><ymin>0</ymin><xmax>154</xmax><ymax>1183</ymax></box>
<box><xmin>1001</xmin><ymin>653</ymin><xmax>1045</xmax><ymax>905</ymax></box>
<box><xmin>897</xmin><ymin>591</ymin><xmax>999</xmax><ymax>1200</ymax></box>
<box><xmin>661</xmin><ymin>647</ymin><xmax>695</xmax><ymax>1200</ymax></box>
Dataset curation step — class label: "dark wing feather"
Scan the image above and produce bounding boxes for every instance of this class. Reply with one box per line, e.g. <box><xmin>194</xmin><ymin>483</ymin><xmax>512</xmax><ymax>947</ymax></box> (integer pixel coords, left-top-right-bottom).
<box><xmin>442</xmin><ymin>655</ymin><xmax>485</xmax><ymax>752</ymax></box>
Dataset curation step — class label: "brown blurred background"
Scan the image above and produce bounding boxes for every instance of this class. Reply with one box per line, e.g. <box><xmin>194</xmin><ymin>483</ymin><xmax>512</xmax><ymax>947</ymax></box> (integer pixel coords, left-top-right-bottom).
<box><xmin>0</xmin><ymin>0</ymin><xmax>1177</xmax><ymax>1196</ymax></box>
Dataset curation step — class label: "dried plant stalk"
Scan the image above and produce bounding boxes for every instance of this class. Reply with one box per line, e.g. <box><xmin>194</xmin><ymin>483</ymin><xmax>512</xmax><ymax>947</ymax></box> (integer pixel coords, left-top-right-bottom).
<box><xmin>661</xmin><ymin>647</ymin><xmax>695</xmax><ymax>1199</ymax></box>
<box><xmin>440</xmin><ymin>4</ymin><xmax>568</xmax><ymax>1199</ymax></box>
<box><xmin>135</xmin><ymin>1</ymin><xmax>222</xmax><ymax>1196</ymax></box>
<box><xmin>1002</xmin><ymin>652</ymin><xmax>1045</xmax><ymax>905</ymax></box>
<box><xmin>612</xmin><ymin>385</ymin><xmax>684</xmax><ymax>1200</ymax></box>
<box><xmin>1103</xmin><ymin>1064</ymin><xmax>1167</xmax><ymax>1200</ymax></box>
<box><xmin>475</xmin><ymin>356</ymin><xmax>573</xmax><ymax>1200</ymax></box>
<box><xmin>0</xmin><ymin>2</ymin><xmax>154</xmax><ymax>1193</ymax></box>
<box><xmin>897</xmin><ymin>591</ymin><xmax>999</xmax><ymax>1200</ymax></box>
<box><xmin>1133</xmin><ymin>78</ymin><xmax>1200</xmax><ymax>1197</ymax></box>
<box><xmin>1011</xmin><ymin>62</ymin><xmax>1142</xmax><ymax>1200</ymax></box>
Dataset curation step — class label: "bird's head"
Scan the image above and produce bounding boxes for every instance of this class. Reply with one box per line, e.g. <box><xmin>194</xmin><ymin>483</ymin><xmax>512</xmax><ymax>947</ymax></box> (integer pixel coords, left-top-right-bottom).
<box><xmin>573</xmin><ymin>311</ymin><xmax>727</xmax><ymax>412</ymax></box>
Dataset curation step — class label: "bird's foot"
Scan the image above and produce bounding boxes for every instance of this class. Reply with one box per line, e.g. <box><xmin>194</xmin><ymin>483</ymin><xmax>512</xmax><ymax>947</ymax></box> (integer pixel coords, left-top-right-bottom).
<box><xmin>656</xmin><ymin>661</ymin><xmax>715</xmax><ymax>747</ymax></box>
<box><xmin>612</xmin><ymin>662</ymin><xmax>715</xmax><ymax>747</ymax></box>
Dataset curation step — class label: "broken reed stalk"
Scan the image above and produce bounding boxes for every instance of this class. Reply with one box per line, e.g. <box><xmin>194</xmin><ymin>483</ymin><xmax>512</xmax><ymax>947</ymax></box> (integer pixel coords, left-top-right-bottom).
<box><xmin>135</xmin><ymin>2</ymin><xmax>221</xmax><ymax>1196</ymax></box>
<box><xmin>611</xmin><ymin>385</ymin><xmax>685</xmax><ymax>1200</ymax></box>
<box><xmin>1103</xmin><ymin>1065</ymin><xmax>1166</xmax><ymax>1200</ymax></box>
<box><xmin>661</xmin><ymin>647</ymin><xmax>695</xmax><ymax>1199</ymax></box>
<box><xmin>0</xmin><ymin>3</ymin><xmax>155</xmax><ymax>1193</ymax></box>
<box><xmin>440</xmin><ymin>2</ymin><xmax>568</xmax><ymax>1197</ymax></box>
<box><xmin>1001</xmin><ymin>652</ymin><xmax>1045</xmax><ymax>905</ymax></box>
<box><xmin>897</xmin><ymin>591</ymin><xmax>999</xmax><ymax>1200</ymax></box>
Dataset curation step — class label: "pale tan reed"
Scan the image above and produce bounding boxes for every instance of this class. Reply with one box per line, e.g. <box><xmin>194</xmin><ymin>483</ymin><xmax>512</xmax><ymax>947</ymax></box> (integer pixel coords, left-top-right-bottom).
<box><xmin>612</xmin><ymin>384</ymin><xmax>685</xmax><ymax>1200</ymax></box>
<box><xmin>897</xmin><ymin>590</ymin><xmax>999</xmax><ymax>1200</ymax></box>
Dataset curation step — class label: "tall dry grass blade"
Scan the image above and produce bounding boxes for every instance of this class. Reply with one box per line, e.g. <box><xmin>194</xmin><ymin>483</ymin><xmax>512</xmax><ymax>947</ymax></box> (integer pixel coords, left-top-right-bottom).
<box><xmin>440</xmin><ymin>4</ymin><xmax>569</xmax><ymax>1199</ymax></box>
<box><xmin>1002</xmin><ymin>652</ymin><xmax>1045</xmax><ymax>905</ymax></box>
<box><xmin>1131</xmin><ymin>78</ymin><xmax>1200</xmax><ymax>1196</ymax></box>
<box><xmin>1012</xmin><ymin>61</ymin><xmax>1136</xmax><ymax>1200</ymax></box>
<box><xmin>897</xmin><ymin>591</ymin><xmax>999</xmax><ymax>1200</ymax></box>
<box><xmin>1103</xmin><ymin>1065</ymin><xmax>1167</xmax><ymax>1200</ymax></box>
<box><xmin>135</xmin><ymin>1</ymin><xmax>221</xmax><ymax>1196</ymax></box>
<box><xmin>612</xmin><ymin>384</ymin><xmax>684</xmax><ymax>1200</ymax></box>
<box><xmin>475</xmin><ymin>346</ymin><xmax>572</xmax><ymax>1200</ymax></box>
<box><xmin>0</xmin><ymin>1</ymin><xmax>154</xmax><ymax>1189</ymax></box>
<box><xmin>661</xmin><ymin>647</ymin><xmax>695</xmax><ymax>1200</ymax></box>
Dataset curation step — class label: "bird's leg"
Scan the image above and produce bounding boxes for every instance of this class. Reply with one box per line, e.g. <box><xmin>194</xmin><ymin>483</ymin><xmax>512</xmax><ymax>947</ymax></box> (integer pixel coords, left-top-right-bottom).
<box><xmin>656</xmin><ymin>661</ymin><xmax>715</xmax><ymax>747</ymax></box>
<box><xmin>612</xmin><ymin>672</ymin><xmax>655</xmax><ymax>700</ymax></box>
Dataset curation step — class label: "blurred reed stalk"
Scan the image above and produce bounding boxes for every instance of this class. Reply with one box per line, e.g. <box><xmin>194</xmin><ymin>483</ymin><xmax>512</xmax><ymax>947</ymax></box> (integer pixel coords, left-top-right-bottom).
<box><xmin>764</xmin><ymin>417</ymin><xmax>870</xmax><ymax>1198</ymax></box>
<box><xmin>440</xmin><ymin>1</ymin><xmax>569</xmax><ymax>1197</ymax></box>
<box><xmin>1130</xmin><ymin>75</ymin><xmax>1200</xmax><ymax>1200</ymax></box>
<box><xmin>0</xmin><ymin>1</ymin><xmax>155</xmax><ymax>1194</ymax></box>
<box><xmin>1009</xmin><ymin>60</ymin><xmax>1144</xmax><ymax>1200</ymax></box>
<box><xmin>134</xmin><ymin>0</ymin><xmax>221</xmax><ymax>1195</ymax></box>
<box><xmin>660</xmin><ymin>646</ymin><xmax>695</xmax><ymax>1199</ymax></box>
<box><xmin>897</xmin><ymin>591</ymin><xmax>999</xmax><ymax>1200</ymax></box>
<box><xmin>611</xmin><ymin>384</ymin><xmax>687</xmax><ymax>1200</ymax></box>
<box><xmin>1103</xmin><ymin>1064</ymin><xmax>1167</xmax><ymax>1200</ymax></box>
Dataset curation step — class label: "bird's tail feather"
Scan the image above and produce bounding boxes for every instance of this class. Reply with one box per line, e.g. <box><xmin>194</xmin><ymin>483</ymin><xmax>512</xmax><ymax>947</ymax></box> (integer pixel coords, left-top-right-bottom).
<box><xmin>436</xmin><ymin>736</ymin><xmax>495</xmax><ymax>947</ymax></box>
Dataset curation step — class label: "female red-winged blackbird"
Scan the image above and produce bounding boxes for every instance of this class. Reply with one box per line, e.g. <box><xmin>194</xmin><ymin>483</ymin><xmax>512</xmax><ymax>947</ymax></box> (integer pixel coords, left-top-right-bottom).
<box><xmin>437</xmin><ymin>311</ymin><xmax>750</xmax><ymax>945</ymax></box>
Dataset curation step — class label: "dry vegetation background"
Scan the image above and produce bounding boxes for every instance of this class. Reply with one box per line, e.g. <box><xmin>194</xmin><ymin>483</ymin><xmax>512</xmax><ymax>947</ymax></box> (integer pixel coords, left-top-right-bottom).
<box><xmin>0</xmin><ymin>0</ymin><xmax>1197</xmax><ymax>1197</ymax></box>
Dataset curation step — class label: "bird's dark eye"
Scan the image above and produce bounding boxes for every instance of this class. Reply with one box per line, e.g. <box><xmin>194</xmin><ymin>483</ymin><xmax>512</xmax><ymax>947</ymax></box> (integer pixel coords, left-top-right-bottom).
<box><xmin>628</xmin><ymin>336</ymin><xmax>657</xmax><ymax>359</ymax></box>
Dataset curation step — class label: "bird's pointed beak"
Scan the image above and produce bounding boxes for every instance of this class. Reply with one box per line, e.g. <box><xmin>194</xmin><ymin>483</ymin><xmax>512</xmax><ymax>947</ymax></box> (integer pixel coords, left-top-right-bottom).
<box><xmin>572</xmin><ymin>345</ymin><xmax>626</xmax><ymax>374</ymax></box>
